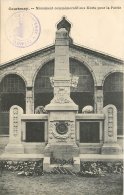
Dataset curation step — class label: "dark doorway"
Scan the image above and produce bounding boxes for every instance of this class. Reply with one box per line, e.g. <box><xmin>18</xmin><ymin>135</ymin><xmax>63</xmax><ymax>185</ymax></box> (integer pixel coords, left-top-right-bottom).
<box><xmin>71</xmin><ymin>92</ymin><xmax>94</xmax><ymax>113</ymax></box>
<box><xmin>26</xmin><ymin>122</ymin><xmax>45</xmax><ymax>142</ymax></box>
<box><xmin>0</xmin><ymin>112</ymin><xmax>9</xmax><ymax>135</ymax></box>
<box><xmin>80</xmin><ymin>122</ymin><xmax>99</xmax><ymax>143</ymax></box>
<box><xmin>34</xmin><ymin>93</ymin><xmax>53</xmax><ymax>108</ymax></box>
<box><xmin>1</xmin><ymin>93</ymin><xmax>25</xmax><ymax>112</ymax></box>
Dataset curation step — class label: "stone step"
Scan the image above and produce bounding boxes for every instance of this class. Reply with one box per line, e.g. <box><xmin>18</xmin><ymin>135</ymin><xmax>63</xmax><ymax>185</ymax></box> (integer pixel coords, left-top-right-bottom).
<box><xmin>23</xmin><ymin>143</ymin><xmax>45</xmax><ymax>154</ymax></box>
<box><xmin>0</xmin><ymin>153</ymin><xmax>44</xmax><ymax>160</ymax></box>
<box><xmin>79</xmin><ymin>145</ymin><xmax>101</xmax><ymax>154</ymax></box>
<box><xmin>79</xmin><ymin>154</ymin><xmax>123</xmax><ymax>161</ymax></box>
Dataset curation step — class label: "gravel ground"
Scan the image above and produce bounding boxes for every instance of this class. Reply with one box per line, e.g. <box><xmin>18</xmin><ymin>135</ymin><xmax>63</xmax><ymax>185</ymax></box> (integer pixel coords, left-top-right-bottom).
<box><xmin>0</xmin><ymin>147</ymin><xmax>123</xmax><ymax>195</ymax></box>
<box><xmin>0</xmin><ymin>171</ymin><xmax>123</xmax><ymax>195</ymax></box>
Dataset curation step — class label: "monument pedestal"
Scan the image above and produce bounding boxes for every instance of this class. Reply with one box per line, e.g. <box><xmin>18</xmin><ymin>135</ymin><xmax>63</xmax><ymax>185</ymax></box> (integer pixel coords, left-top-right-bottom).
<box><xmin>44</xmin><ymin>106</ymin><xmax>79</xmax><ymax>159</ymax></box>
<box><xmin>44</xmin><ymin>144</ymin><xmax>79</xmax><ymax>160</ymax></box>
<box><xmin>5</xmin><ymin>143</ymin><xmax>24</xmax><ymax>154</ymax></box>
<box><xmin>43</xmin><ymin>156</ymin><xmax>80</xmax><ymax>173</ymax></box>
<box><xmin>44</xmin><ymin>101</ymin><xmax>80</xmax><ymax>172</ymax></box>
<box><xmin>101</xmin><ymin>143</ymin><xmax>122</xmax><ymax>154</ymax></box>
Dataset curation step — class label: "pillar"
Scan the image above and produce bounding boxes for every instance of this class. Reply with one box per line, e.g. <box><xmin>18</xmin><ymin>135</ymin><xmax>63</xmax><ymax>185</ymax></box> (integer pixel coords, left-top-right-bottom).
<box><xmin>94</xmin><ymin>86</ymin><xmax>103</xmax><ymax>113</ymax></box>
<box><xmin>26</xmin><ymin>87</ymin><xmax>34</xmax><ymax>114</ymax></box>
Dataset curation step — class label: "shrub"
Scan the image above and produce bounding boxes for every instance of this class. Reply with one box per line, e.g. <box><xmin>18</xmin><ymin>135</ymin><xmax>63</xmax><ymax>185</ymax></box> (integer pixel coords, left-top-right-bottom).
<box><xmin>0</xmin><ymin>160</ymin><xmax>43</xmax><ymax>176</ymax></box>
<box><xmin>79</xmin><ymin>161</ymin><xmax>123</xmax><ymax>177</ymax></box>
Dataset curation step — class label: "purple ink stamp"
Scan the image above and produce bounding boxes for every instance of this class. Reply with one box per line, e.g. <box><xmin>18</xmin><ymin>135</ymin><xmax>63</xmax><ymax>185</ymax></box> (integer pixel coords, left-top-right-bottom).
<box><xmin>6</xmin><ymin>12</ymin><xmax>41</xmax><ymax>48</ymax></box>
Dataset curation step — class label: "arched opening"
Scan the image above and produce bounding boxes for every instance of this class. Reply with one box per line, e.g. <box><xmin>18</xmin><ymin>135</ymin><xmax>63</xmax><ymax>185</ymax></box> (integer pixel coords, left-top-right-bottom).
<box><xmin>70</xmin><ymin>59</ymin><xmax>94</xmax><ymax>113</ymax></box>
<box><xmin>0</xmin><ymin>74</ymin><xmax>26</xmax><ymax>134</ymax></box>
<box><xmin>34</xmin><ymin>60</ymin><xmax>54</xmax><ymax>109</ymax></box>
<box><xmin>103</xmin><ymin>72</ymin><xmax>123</xmax><ymax>135</ymax></box>
<box><xmin>34</xmin><ymin>59</ymin><xmax>94</xmax><ymax>113</ymax></box>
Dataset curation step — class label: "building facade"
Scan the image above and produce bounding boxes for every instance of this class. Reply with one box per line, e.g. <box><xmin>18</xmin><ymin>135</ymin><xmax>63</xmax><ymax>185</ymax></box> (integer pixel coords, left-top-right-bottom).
<box><xmin>0</xmin><ymin>17</ymin><xmax>123</xmax><ymax>159</ymax></box>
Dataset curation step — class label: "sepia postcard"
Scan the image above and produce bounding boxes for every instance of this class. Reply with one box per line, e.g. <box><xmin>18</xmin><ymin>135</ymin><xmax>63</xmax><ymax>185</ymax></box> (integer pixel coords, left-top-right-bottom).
<box><xmin>0</xmin><ymin>0</ymin><xmax>124</xmax><ymax>195</ymax></box>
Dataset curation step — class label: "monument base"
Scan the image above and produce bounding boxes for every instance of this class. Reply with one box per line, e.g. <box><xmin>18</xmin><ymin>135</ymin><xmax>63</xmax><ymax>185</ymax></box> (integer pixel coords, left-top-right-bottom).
<box><xmin>45</xmin><ymin>102</ymin><xmax>78</xmax><ymax>111</ymax></box>
<box><xmin>43</xmin><ymin>156</ymin><xmax>80</xmax><ymax>173</ymax></box>
<box><xmin>5</xmin><ymin>143</ymin><xmax>24</xmax><ymax>154</ymax></box>
<box><xmin>44</xmin><ymin>143</ymin><xmax>79</xmax><ymax>160</ymax></box>
<box><xmin>101</xmin><ymin>143</ymin><xmax>122</xmax><ymax>154</ymax></box>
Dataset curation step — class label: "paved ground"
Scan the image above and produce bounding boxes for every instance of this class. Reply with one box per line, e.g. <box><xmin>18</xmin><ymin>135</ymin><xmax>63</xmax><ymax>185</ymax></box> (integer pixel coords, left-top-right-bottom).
<box><xmin>0</xmin><ymin>171</ymin><xmax>123</xmax><ymax>195</ymax></box>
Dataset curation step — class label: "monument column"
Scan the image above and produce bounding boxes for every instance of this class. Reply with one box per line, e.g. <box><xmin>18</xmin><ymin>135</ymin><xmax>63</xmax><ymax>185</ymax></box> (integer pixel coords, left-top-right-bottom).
<box><xmin>44</xmin><ymin>17</ymin><xmax>79</xmax><ymax>161</ymax></box>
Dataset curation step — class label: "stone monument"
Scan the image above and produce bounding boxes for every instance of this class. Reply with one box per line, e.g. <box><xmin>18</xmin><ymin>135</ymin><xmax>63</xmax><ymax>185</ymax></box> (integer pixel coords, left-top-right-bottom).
<box><xmin>5</xmin><ymin>105</ymin><xmax>24</xmax><ymax>154</ymax></box>
<box><xmin>44</xmin><ymin>17</ymin><xmax>79</xmax><ymax>167</ymax></box>
<box><xmin>101</xmin><ymin>104</ymin><xmax>122</xmax><ymax>154</ymax></box>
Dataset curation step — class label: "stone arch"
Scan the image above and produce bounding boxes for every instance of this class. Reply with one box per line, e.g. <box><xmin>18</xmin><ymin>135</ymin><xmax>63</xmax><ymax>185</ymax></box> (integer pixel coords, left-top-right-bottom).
<box><xmin>0</xmin><ymin>73</ymin><xmax>26</xmax><ymax>135</ymax></box>
<box><xmin>69</xmin><ymin>58</ymin><xmax>95</xmax><ymax>112</ymax></box>
<box><xmin>103</xmin><ymin>71</ymin><xmax>123</xmax><ymax>135</ymax></box>
<box><xmin>0</xmin><ymin>71</ymin><xmax>27</xmax><ymax>86</ymax></box>
<box><xmin>33</xmin><ymin>58</ymin><xmax>95</xmax><ymax>112</ymax></box>
<box><xmin>34</xmin><ymin>60</ymin><xmax>54</xmax><ymax>109</ymax></box>
<box><xmin>69</xmin><ymin>56</ymin><xmax>97</xmax><ymax>86</ymax></box>
<box><xmin>32</xmin><ymin>57</ymin><xmax>55</xmax><ymax>87</ymax></box>
<box><xmin>102</xmin><ymin>70</ymin><xmax>124</xmax><ymax>87</ymax></box>
<box><xmin>32</xmin><ymin>55</ymin><xmax>97</xmax><ymax>87</ymax></box>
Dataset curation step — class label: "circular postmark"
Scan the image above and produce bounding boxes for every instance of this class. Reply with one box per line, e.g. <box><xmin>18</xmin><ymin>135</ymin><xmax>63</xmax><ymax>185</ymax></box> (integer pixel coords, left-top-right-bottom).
<box><xmin>6</xmin><ymin>12</ymin><xmax>41</xmax><ymax>48</ymax></box>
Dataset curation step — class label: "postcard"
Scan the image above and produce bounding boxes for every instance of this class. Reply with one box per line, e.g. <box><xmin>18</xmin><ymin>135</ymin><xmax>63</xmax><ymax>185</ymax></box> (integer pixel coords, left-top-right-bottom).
<box><xmin>0</xmin><ymin>0</ymin><xmax>124</xmax><ymax>195</ymax></box>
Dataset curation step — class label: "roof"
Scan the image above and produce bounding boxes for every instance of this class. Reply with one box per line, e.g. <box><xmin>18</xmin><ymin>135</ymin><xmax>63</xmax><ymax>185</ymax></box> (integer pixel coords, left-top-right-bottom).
<box><xmin>0</xmin><ymin>43</ymin><xmax>123</xmax><ymax>70</ymax></box>
<box><xmin>0</xmin><ymin>45</ymin><xmax>55</xmax><ymax>70</ymax></box>
<box><xmin>70</xmin><ymin>44</ymin><xmax>124</xmax><ymax>64</ymax></box>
